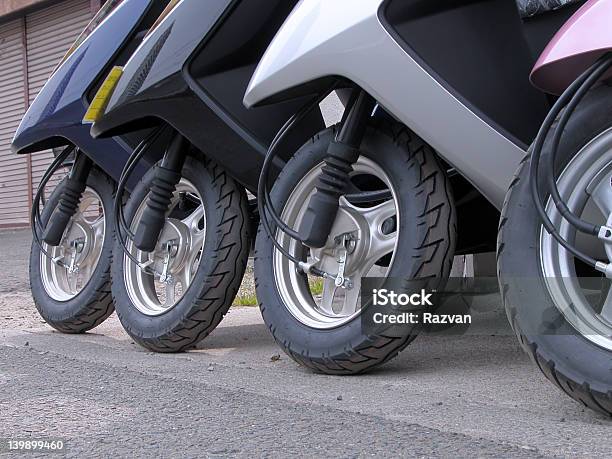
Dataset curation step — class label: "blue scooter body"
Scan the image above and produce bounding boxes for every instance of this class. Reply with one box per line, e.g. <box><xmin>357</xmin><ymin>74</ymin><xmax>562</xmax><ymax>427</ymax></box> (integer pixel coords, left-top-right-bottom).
<box><xmin>11</xmin><ymin>0</ymin><xmax>164</xmax><ymax>182</ymax></box>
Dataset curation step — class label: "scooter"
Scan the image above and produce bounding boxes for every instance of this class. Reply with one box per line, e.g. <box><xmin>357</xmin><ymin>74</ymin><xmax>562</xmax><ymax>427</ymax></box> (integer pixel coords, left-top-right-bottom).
<box><xmin>243</xmin><ymin>0</ymin><xmax>611</xmax><ymax>415</ymax></box>
<box><xmin>11</xmin><ymin>0</ymin><xmax>172</xmax><ymax>334</ymax></box>
<box><xmin>88</xmin><ymin>0</ymin><xmax>326</xmax><ymax>352</ymax></box>
<box><xmin>93</xmin><ymin>0</ymin><xmax>611</xmax><ymax>415</ymax></box>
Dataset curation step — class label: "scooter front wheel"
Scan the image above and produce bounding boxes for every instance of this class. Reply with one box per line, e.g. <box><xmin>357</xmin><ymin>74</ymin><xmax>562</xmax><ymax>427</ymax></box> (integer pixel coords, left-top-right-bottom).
<box><xmin>255</xmin><ymin>121</ymin><xmax>456</xmax><ymax>374</ymax></box>
<box><xmin>30</xmin><ymin>167</ymin><xmax>115</xmax><ymax>333</ymax></box>
<box><xmin>112</xmin><ymin>156</ymin><xmax>250</xmax><ymax>352</ymax></box>
<box><xmin>498</xmin><ymin>84</ymin><xmax>612</xmax><ymax>416</ymax></box>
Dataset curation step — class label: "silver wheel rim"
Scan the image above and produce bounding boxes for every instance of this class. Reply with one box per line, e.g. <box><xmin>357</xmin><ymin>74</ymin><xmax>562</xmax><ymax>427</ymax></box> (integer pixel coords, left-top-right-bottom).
<box><xmin>273</xmin><ymin>156</ymin><xmax>399</xmax><ymax>329</ymax></box>
<box><xmin>540</xmin><ymin>127</ymin><xmax>612</xmax><ymax>351</ymax></box>
<box><xmin>40</xmin><ymin>187</ymin><xmax>106</xmax><ymax>302</ymax></box>
<box><xmin>124</xmin><ymin>179</ymin><xmax>206</xmax><ymax>317</ymax></box>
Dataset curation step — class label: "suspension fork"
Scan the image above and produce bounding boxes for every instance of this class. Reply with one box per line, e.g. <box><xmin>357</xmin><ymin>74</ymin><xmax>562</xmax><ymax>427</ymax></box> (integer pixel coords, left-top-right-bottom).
<box><xmin>133</xmin><ymin>133</ymin><xmax>188</xmax><ymax>253</ymax></box>
<box><xmin>298</xmin><ymin>89</ymin><xmax>375</xmax><ymax>248</ymax></box>
<box><xmin>43</xmin><ymin>151</ymin><xmax>93</xmax><ymax>247</ymax></box>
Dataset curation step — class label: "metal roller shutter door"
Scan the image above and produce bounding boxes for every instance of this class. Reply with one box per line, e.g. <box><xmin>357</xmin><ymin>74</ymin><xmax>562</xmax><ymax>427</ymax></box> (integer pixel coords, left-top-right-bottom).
<box><xmin>0</xmin><ymin>19</ymin><xmax>28</xmax><ymax>228</ymax></box>
<box><xmin>26</xmin><ymin>0</ymin><xmax>92</xmax><ymax>198</ymax></box>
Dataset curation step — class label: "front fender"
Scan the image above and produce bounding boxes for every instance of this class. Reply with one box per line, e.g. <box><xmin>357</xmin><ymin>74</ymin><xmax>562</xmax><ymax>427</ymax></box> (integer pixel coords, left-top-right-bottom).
<box><xmin>243</xmin><ymin>0</ymin><xmax>384</xmax><ymax>109</ymax></box>
<box><xmin>10</xmin><ymin>0</ymin><xmax>159</xmax><ymax>183</ymax></box>
<box><xmin>91</xmin><ymin>0</ymin><xmax>232</xmax><ymax>139</ymax></box>
<box><xmin>531</xmin><ymin>0</ymin><xmax>612</xmax><ymax>95</ymax></box>
<box><xmin>12</xmin><ymin>0</ymin><xmax>153</xmax><ymax>155</ymax></box>
<box><xmin>243</xmin><ymin>0</ymin><xmax>525</xmax><ymax>209</ymax></box>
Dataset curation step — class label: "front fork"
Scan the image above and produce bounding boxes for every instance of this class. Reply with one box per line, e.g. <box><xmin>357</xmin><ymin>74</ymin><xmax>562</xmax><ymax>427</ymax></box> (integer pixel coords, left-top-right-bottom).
<box><xmin>43</xmin><ymin>151</ymin><xmax>93</xmax><ymax>247</ymax></box>
<box><xmin>298</xmin><ymin>89</ymin><xmax>375</xmax><ymax>248</ymax></box>
<box><xmin>133</xmin><ymin>133</ymin><xmax>187</xmax><ymax>253</ymax></box>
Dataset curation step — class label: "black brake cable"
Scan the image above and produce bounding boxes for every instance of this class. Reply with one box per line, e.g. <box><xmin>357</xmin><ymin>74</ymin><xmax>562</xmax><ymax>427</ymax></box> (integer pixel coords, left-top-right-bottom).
<box><xmin>257</xmin><ymin>84</ymin><xmax>338</xmax><ymax>267</ymax></box>
<box><xmin>546</xmin><ymin>55</ymin><xmax>612</xmax><ymax>237</ymax></box>
<box><xmin>113</xmin><ymin>126</ymin><xmax>166</xmax><ymax>273</ymax></box>
<box><xmin>530</xmin><ymin>53</ymin><xmax>612</xmax><ymax>273</ymax></box>
<box><xmin>258</xmin><ymin>83</ymin><xmax>394</xmax><ymax>274</ymax></box>
<box><xmin>30</xmin><ymin>145</ymin><xmax>75</xmax><ymax>267</ymax></box>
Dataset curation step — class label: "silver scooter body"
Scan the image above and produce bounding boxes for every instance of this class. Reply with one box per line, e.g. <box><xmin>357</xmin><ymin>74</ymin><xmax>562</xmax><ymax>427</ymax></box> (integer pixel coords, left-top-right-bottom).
<box><xmin>243</xmin><ymin>0</ymin><xmax>527</xmax><ymax>209</ymax></box>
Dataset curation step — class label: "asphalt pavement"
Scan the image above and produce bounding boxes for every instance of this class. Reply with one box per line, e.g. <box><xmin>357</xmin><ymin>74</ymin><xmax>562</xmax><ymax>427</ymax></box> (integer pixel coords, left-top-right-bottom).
<box><xmin>0</xmin><ymin>229</ymin><xmax>610</xmax><ymax>458</ymax></box>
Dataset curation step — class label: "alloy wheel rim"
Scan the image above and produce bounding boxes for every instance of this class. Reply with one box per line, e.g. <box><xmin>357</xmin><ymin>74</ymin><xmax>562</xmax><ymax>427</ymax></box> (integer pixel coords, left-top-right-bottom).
<box><xmin>540</xmin><ymin>127</ymin><xmax>612</xmax><ymax>351</ymax></box>
<box><xmin>273</xmin><ymin>156</ymin><xmax>399</xmax><ymax>329</ymax></box>
<box><xmin>40</xmin><ymin>187</ymin><xmax>106</xmax><ymax>302</ymax></box>
<box><xmin>124</xmin><ymin>179</ymin><xmax>206</xmax><ymax>317</ymax></box>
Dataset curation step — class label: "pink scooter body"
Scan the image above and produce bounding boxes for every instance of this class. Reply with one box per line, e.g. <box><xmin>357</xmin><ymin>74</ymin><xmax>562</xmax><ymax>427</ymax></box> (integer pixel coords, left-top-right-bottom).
<box><xmin>531</xmin><ymin>0</ymin><xmax>612</xmax><ymax>95</ymax></box>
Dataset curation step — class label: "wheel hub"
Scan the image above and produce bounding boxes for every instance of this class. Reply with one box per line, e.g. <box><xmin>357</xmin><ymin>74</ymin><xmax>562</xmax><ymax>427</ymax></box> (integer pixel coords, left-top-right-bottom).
<box><xmin>540</xmin><ymin>127</ymin><xmax>612</xmax><ymax>350</ymax></box>
<box><xmin>40</xmin><ymin>187</ymin><xmax>105</xmax><ymax>302</ymax></box>
<box><xmin>149</xmin><ymin>219</ymin><xmax>191</xmax><ymax>281</ymax></box>
<box><xmin>308</xmin><ymin>207</ymin><xmax>366</xmax><ymax>285</ymax></box>
<box><xmin>123</xmin><ymin>179</ymin><xmax>206</xmax><ymax>316</ymax></box>
<box><xmin>62</xmin><ymin>221</ymin><xmax>93</xmax><ymax>273</ymax></box>
<box><xmin>273</xmin><ymin>157</ymin><xmax>400</xmax><ymax>329</ymax></box>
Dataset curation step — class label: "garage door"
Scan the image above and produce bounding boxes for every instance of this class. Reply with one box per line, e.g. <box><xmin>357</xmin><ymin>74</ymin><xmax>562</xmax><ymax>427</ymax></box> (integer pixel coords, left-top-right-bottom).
<box><xmin>0</xmin><ymin>19</ymin><xmax>28</xmax><ymax>228</ymax></box>
<box><xmin>0</xmin><ymin>0</ymin><xmax>94</xmax><ymax>228</ymax></box>
<box><xmin>26</xmin><ymin>0</ymin><xmax>93</xmax><ymax>198</ymax></box>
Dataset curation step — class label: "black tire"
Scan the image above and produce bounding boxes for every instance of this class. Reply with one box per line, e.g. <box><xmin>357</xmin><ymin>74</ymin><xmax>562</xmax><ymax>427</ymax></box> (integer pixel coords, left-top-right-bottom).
<box><xmin>498</xmin><ymin>84</ymin><xmax>612</xmax><ymax>416</ymax></box>
<box><xmin>112</xmin><ymin>156</ymin><xmax>250</xmax><ymax>352</ymax></box>
<box><xmin>255</xmin><ymin>121</ymin><xmax>456</xmax><ymax>374</ymax></box>
<box><xmin>29</xmin><ymin>167</ymin><xmax>115</xmax><ymax>333</ymax></box>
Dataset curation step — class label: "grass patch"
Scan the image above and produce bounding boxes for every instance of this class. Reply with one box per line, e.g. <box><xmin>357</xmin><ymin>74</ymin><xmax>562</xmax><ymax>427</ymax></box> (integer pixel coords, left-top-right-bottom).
<box><xmin>232</xmin><ymin>277</ymin><xmax>325</xmax><ymax>307</ymax></box>
<box><xmin>309</xmin><ymin>277</ymin><xmax>324</xmax><ymax>296</ymax></box>
<box><xmin>233</xmin><ymin>292</ymin><xmax>258</xmax><ymax>307</ymax></box>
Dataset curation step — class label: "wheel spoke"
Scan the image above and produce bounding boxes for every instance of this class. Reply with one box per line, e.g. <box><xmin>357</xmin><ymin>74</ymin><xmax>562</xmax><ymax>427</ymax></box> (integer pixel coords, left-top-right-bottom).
<box><xmin>319</xmin><ymin>277</ymin><xmax>361</xmax><ymax>317</ymax></box>
<box><xmin>361</xmin><ymin>199</ymin><xmax>397</xmax><ymax>228</ymax></box>
<box><xmin>191</xmin><ymin>231</ymin><xmax>205</xmax><ymax>252</ymax></box>
<box><xmin>340</xmin><ymin>277</ymin><xmax>361</xmax><ymax>316</ymax></box>
<box><xmin>91</xmin><ymin>215</ymin><xmax>105</xmax><ymax>236</ymax></box>
<box><xmin>319</xmin><ymin>278</ymin><xmax>339</xmax><ymax>316</ymax></box>
<box><xmin>590</xmin><ymin>175</ymin><xmax>612</xmax><ymax>220</ymax></box>
<box><xmin>66</xmin><ymin>271</ymin><xmax>78</xmax><ymax>295</ymax></box>
<box><xmin>164</xmin><ymin>281</ymin><xmax>176</xmax><ymax>307</ymax></box>
<box><xmin>182</xmin><ymin>205</ymin><xmax>205</xmax><ymax>233</ymax></box>
<box><xmin>365</xmin><ymin>264</ymin><xmax>390</xmax><ymax>278</ymax></box>
<box><xmin>340</xmin><ymin>197</ymin><xmax>398</xmax><ymax>274</ymax></box>
<box><xmin>177</xmin><ymin>267</ymin><xmax>192</xmax><ymax>293</ymax></box>
<box><xmin>78</xmin><ymin>196</ymin><xmax>93</xmax><ymax>214</ymax></box>
<box><xmin>601</xmin><ymin>287</ymin><xmax>612</xmax><ymax>324</ymax></box>
<box><xmin>364</xmin><ymin>232</ymin><xmax>397</xmax><ymax>271</ymax></box>
<box><xmin>81</xmin><ymin>262</ymin><xmax>94</xmax><ymax>283</ymax></box>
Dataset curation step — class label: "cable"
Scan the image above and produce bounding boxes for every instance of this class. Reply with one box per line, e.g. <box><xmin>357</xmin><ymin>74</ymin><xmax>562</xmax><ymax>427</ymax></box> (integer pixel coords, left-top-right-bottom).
<box><xmin>32</xmin><ymin>146</ymin><xmax>74</xmax><ymax>230</ymax></box>
<box><xmin>30</xmin><ymin>145</ymin><xmax>75</xmax><ymax>266</ymax></box>
<box><xmin>530</xmin><ymin>65</ymin><xmax>596</xmax><ymax>266</ymax></box>
<box><xmin>345</xmin><ymin>189</ymin><xmax>392</xmax><ymax>204</ymax></box>
<box><xmin>113</xmin><ymin>126</ymin><xmax>166</xmax><ymax>272</ymax></box>
<box><xmin>257</xmin><ymin>84</ymin><xmax>338</xmax><ymax>266</ymax></box>
<box><xmin>530</xmin><ymin>53</ymin><xmax>612</xmax><ymax>269</ymax></box>
<box><xmin>546</xmin><ymin>55</ymin><xmax>612</xmax><ymax>236</ymax></box>
<box><xmin>116</xmin><ymin>127</ymin><xmax>165</xmax><ymax>239</ymax></box>
<box><xmin>259</xmin><ymin>89</ymin><xmax>335</xmax><ymax>240</ymax></box>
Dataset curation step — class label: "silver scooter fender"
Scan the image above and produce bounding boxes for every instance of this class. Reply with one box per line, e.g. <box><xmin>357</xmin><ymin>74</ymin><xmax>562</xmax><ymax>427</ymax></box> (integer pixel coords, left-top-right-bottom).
<box><xmin>243</xmin><ymin>0</ymin><xmax>526</xmax><ymax>209</ymax></box>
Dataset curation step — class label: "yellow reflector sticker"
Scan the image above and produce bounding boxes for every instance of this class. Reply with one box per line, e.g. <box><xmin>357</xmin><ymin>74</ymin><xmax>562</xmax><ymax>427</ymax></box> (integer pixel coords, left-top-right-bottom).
<box><xmin>82</xmin><ymin>66</ymin><xmax>124</xmax><ymax>124</ymax></box>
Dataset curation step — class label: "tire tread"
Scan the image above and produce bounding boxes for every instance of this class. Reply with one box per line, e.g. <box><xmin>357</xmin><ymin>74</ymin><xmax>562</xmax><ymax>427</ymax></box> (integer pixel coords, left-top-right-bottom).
<box><xmin>31</xmin><ymin>169</ymin><xmax>116</xmax><ymax>334</ymax></box>
<box><xmin>256</xmin><ymin>119</ymin><xmax>456</xmax><ymax>374</ymax></box>
<box><xmin>114</xmin><ymin>159</ymin><xmax>250</xmax><ymax>353</ymax></box>
<box><xmin>497</xmin><ymin>155</ymin><xmax>612</xmax><ymax>416</ymax></box>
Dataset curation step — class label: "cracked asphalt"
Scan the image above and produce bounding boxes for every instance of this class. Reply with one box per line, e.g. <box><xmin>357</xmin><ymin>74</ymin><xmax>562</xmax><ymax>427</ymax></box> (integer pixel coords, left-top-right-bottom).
<box><xmin>0</xmin><ymin>229</ymin><xmax>610</xmax><ymax>458</ymax></box>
